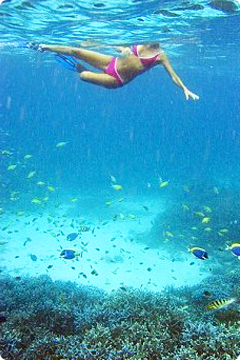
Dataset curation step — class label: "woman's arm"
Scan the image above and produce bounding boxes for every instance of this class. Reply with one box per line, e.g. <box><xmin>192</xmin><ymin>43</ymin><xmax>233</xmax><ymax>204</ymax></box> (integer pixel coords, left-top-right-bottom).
<box><xmin>160</xmin><ymin>52</ymin><xmax>199</xmax><ymax>100</ymax></box>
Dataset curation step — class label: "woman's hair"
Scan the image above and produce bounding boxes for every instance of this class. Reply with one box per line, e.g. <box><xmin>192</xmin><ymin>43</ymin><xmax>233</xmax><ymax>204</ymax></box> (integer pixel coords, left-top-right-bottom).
<box><xmin>146</xmin><ymin>42</ymin><xmax>160</xmax><ymax>49</ymax></box>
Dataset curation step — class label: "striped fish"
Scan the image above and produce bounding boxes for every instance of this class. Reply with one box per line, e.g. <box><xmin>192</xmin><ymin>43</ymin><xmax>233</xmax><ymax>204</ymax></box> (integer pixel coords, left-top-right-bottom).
<box><xmin>206</xmin><ymin>298</ymin><xmax>236</xmax><ymax>310</ymax></box>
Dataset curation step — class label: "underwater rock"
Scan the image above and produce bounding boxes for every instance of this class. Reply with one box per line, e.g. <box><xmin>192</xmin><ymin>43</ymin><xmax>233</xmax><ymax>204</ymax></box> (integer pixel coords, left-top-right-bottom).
<box><xmin>154</xmin><ymin>9</ymin><xmax>181</xmax><ymax>16</ymax></box>
<box><xmin>174</xmin><ymin>4</ymin><xmax>204</xmax><ymax>10</ymax></box>
<box><xmin>208</xmin><ymin>0</ymin><xmax>238</xmax><ymax>13</ymax></box>
<box><xmin>0</xmin><ymin>315</ymin><xmax>7</xmax><ymax>324</ymax></box>
<box><xmin>93</xmin><ymin>2</ymin><xmax>105</xmax><ymax>7</ymax></box>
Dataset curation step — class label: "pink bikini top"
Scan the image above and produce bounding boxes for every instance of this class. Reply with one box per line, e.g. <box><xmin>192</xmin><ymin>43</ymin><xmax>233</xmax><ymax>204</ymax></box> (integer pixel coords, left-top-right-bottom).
<box><xmin>131</xmin><ymin>45</ymin><xmax>160</xmax><ymax>68</ymax></box>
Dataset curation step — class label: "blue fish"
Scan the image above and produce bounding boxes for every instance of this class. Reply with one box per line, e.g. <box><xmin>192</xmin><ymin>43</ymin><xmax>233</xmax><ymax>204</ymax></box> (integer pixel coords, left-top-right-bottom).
<box><xmin>228</xmin><ymin>243</ymin><xmax>240</xmax><ymax>258</ymax></box>
<box><xmin>66</xmin><ymin>233</ymin><xmax>78</xmax><ymax>241</ymax></box>
<box><xmin>188</xmin><ymin>247</ymin><xmax>208</xmax><ymax>260</ymax></box>
<box><xmin>30</xmin><ymin>254</ymin><xmax>38</xmax><ymax>261</ymax></box>
<box><xmin>60</xmin><ymin>249</ymin><xmax>79</xmax><ymax>260</ymax></box>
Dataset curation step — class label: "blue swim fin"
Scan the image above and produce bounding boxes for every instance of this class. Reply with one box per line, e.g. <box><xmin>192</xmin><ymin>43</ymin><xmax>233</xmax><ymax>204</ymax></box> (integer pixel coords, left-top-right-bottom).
<box><xmin>18</xmin><ymin>42</ymin><xmax>44</xmax><ymax>51</ymax></box>
<box><xmin>55</xmin><ymin>54</ymin><xmax>79</xmax><ymax>72</ymax></box>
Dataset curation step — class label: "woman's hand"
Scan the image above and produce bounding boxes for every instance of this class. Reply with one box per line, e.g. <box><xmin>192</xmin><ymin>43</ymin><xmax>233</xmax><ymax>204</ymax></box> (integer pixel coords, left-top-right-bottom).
<box><xmin>184</xmin><ymin>88</ymin><xmax>199</xmax><ymax>100</ymax></box>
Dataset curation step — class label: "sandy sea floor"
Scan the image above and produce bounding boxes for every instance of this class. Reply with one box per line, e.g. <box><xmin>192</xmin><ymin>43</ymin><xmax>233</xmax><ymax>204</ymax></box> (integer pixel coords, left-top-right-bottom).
<box><xmin>0</xmin><ymin>196</ymin><xmax>208</xmax><ymax>292</ymax></box>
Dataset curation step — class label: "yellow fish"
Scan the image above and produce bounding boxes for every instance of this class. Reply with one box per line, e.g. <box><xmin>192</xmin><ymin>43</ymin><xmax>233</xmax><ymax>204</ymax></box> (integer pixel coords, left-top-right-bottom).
<box><xmin>111</xmin><ymin>184</ymin><xmax>123</xmax><ymax>191</ymax></box>
<box><xmin>129</xmin><ymin>214</ymin><xmax>136</xmax><ymax>219</ymax></box>
<box><xmin>42</xmin><ymin>197</ymin><xmax>49</xmax><ymax>201</ymax></box>
<box><xmin>24</xmin><ymin>154</ymin><xmax>33</xmax><ymax>160</ymax></box>
<box><xmin>31</xmin><ymin>198</ymin><xmax>42</xmax><ymax>204</ymax></box>
<box><xmin>27</xmin><ymin>171</ymin><xmax>36</xmax><ymax>179</ymax></box>
<box><xmin>165</xmin><ymin>231</ymin><xmax>174</xmax><ymax>237</ymax></box>
<box><xmin>203</xmin><ymin>206</ymin><xmax>212</xmax><ymax>213</ymax></box>
<box><xmin>47</xmin><ymin>186</ymin><xmax>55</xmax><ymax>192</ymax></box>
<box><xmin>2</xmin><ymin>150</ymin><xmax>12</xmax><ymax>156</ymax></box>
<box><xmin>7</xmin><ymin>164</ymin><xmax>17</xmax><ymax>170</ymax></box>
<box><xmin>119</xmin><ymin>213</ymin><xmax>125</xmax><ymax>220</ymax></box>
<box><xmin>37</xmin><ymin>181</ymin><xmax>45</xmax><ymax>186</ymax></box>
<box><xmin>182</xmin><ymin>185</ymin><xmax>190</xmax><ymax>192</ymax></box>
<box><xmin>181</xmin><ymin>204</ymin><xmax>190</xmax><ymax>211</ymax></box>
<box><xmin>70</xmin><ymin>198</ymin><xmax>78</xmax><ymax>203</ymax></box>
<box><xmin>213</xmin><ymin>187</ymin><xmax>219</xmax><ymax>195</ymax></box>
<box><xmin>204</xmin><ymin>227</ymin><xmax>212</xmax><ymax>232</ymax></box>
<box><xmin>16</xmin><ymin>211</ymin><xmax>25</xmax><ymax>216</ymax></box>
<box><xmin>110</xmin><ymin>174</ymin><xmax>117</xmax><ymax>183</ymax></box>
<box><xmin>202</xmin><ymin>217</ymin><xmax>211</xmax><ymax>223</ymax></box>
<box><xmin>195</xmin><ymin>211</ymin><xmax>205</xmax><ymax>217</ymax></box>
<box><xmin>10</xmin><ymin>191</ymin><xmax>19</xmax><ymax>201</ymax></box>
<box><xmin>118</xmin><ymin>198</ymin><xmax>125</xmax><ymax>202</ymax></box>
<box><xmin>56</xmin><ymin>141</ymin><xmax>68</xmax><ymax>148</ymax></box>
<box><xmin>206</xmin><ymin>298</ymin><xmax>236</xmax><ymax>310</ymax></box>
<box><xmin>219</xmin><ymin>228</ymin><xmax>228</xmax><ymax>234</ymax></box>
<box><xmin>159</xmin><ymin>180</ymin><xmax>169</xmax><ymax>188</ymax></box>
<box><xmin>105</xmin><ymin>201</ymin><xmax>113</xmax><ymax>207</ymax></box>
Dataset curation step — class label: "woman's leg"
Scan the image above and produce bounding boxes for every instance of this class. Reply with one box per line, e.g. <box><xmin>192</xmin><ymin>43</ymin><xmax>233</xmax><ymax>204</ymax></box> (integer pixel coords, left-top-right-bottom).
<box><xmin>80</xmin><ymin>71</ymin><xmax>120</xmax><ymax>89</ymax></box>
<box><xmin>41</xmin><ymin>44</ymin><xmax>113</xmax><ymax>71</ymax></box>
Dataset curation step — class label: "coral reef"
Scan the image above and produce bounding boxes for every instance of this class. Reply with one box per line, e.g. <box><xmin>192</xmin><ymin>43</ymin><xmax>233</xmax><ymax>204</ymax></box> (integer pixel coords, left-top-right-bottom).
<box><xmin>0</xmin><ymin>272</ymin><xmax>240</xmax><ymax>359</ymax></box>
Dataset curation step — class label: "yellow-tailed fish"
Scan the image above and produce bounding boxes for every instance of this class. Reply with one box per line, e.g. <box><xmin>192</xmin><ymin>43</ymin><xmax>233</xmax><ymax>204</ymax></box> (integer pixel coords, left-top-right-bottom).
<box><xmin>7</xmin><ymin>164</ymin><xmax>17</xmax><ymax>171</ymax></box>
<box><xmin>118</xmin><ymin>198</ymin><xmax>125</xmax><ymax>202</ymax></box>
<box><xmin>202</xmin><ymin>217</ymin><xmax>211</xmax><ymax>223</ymax></box>
<box><xmin>70</xmin><ymin>198</ymin><xmax>78</xmax><ymax>203</ymax></box>
<box><xmin>119</xmin><ymin>213</ymin><xmax>125</xmax><ymax>220</ymax></box>
<box><xmin>42</xmin><ymin>197</ymin><xmax>49</xmax><ymax>201</ymax></box>
<box><xmin>24</xmin><ymin>154</ymin><xmax>33</xmax><ymax>160</ymax></box>
<box><xmin>206</xmin><ymin>298</ymin><xmax>236</xmax><ymax>310</ymax></box>
<box><xmin>181</xmin><ymin>204</ymin><xmax>190</xmax><ymax>211</ymax></box>
<box><xmin>129</xmin><ymin>214</ymin><xmax>136</xmax><ymax>219</ymax></box>
<box><xmin>56</xmin><ymin>141</ymin><xmax>68</xmax><ymax>148</ymax></box>
<box><xmin>213</xmin><ymin>186</ymin><xmax>219</xmax><ymax>195</ymax></box>
<box><xmin>27</xmin><ymin>171</ymin><xmax>36</xmax><ymax>179</ymax></box>
<box><xmin>191</xmin><ymin>226</ymin><xmax>198</xmax><ymax>230</ymax></box>
<box><xmin>37</xmin><ymin>181</ymin><xmax>45</xmax><ymax>186</ymax></box>
<box><xmin>111</xmin><ymin>184</ymin><xmax>123</xmax><ymax>191</ymax></box>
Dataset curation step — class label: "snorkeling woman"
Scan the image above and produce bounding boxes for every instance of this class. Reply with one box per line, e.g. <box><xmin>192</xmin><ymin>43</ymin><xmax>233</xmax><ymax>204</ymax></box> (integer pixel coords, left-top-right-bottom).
<box><xmin>34</xmin><ymin>42</ymin><xmax>199</xmax><ymax>100</ymax></box>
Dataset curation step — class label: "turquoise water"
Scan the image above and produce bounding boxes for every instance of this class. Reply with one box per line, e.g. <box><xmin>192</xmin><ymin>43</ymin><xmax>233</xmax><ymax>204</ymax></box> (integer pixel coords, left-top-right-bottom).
<box><xmin>1</xmin><ymin>0</ymin><xmax>240</xmax><ymax>359</ymax></box>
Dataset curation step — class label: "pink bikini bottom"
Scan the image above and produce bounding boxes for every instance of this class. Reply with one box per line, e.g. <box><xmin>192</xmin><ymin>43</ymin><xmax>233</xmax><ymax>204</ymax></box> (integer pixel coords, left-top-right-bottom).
<box><xmin>104</xmin><ymin>57</ymin><xmax>124</xmax><ymax>86</ymax></box>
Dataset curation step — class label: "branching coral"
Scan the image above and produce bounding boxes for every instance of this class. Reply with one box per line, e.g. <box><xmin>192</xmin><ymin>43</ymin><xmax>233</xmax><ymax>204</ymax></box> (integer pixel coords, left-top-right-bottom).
<box><xmin>1</xmin><ymin>273</ymin><xmax>240</xmax><ymax>359</ymax></box>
